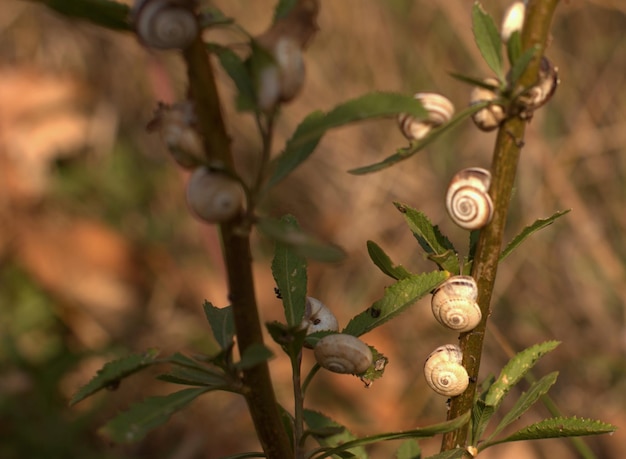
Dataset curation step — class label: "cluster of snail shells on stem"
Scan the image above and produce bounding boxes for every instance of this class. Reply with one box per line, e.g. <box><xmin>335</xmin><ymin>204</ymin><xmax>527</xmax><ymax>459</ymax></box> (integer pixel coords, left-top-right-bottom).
<box><xmin>424</xmin><ymin>344</ymin><xmax>469</xmax><ymax>397</ymax></box>
<box><xmin>470</xmin><ymin>78</ymin><xmax>506</xmax><ymax>132</ymax></box>
<box><xmin>431</xmin><ymin>276</ymin><xmax>481</xmax><ymax>333</ymax></box>
<box><xmin>446</xmin><ymin>167</ymin><xmax>493</xmax><ymax>230</ymax></box>
<box><xmin>398</xmin><ymin>93</ymin><xmax>455</xmax><ymax>141</ymax></box>
<box><xmin>132</xmin><ymin>0</ymin><xmax>199</xmax><ymax>50</ymax></box>
<box><xmin>186</xmin><ymin>167</ymin><xmax>246</xmax><ymax>223</ymax></box>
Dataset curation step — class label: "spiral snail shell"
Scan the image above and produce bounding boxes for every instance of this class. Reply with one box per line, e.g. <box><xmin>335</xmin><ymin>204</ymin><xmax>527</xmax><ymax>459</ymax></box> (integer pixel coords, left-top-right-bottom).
<box><xmin>424</xmin><ymin>344</ymin><xmax>469</xmax><ymax>397</ymax></box>
<box><xmin>518</xmin><ymin>57</ymin><xmax>559</xmax><ymax>116</ymax></box>
<box><xmin>446</xmin><ymin>167</ymin><xmax>493</xmax><ymax>230</ymax></box>
<box><xmin>431</xmin><ymin>276</ymin><xmax>482</xmax><ymax>332</ymax></box>
<box><xmin>132</xmin><ymin>0</ymin><xmax>199</xmax><ymax>50</ymax></box>
<box><xmin>398</xmin><ymin>93</ymin><xmax>455</xmax><ymax>141</ymax></box>
<box><xmin>301</xmin><ymin>297</ymin><xmax>339</xmax><ymax>335</ymax></box>
<box><xmin>186</xmin><ymin>167</ymin><xmax>245</xmax><ymax>223</ymax></box>
<box><xmin>470</xmin><ymin>78</ymin><xmax>506</xmax><ymax>132</ymax></box>
<box><xmin>314</xmin><ymin>334</ymin><xmax>373</xmax><ymax>374</ymax></box>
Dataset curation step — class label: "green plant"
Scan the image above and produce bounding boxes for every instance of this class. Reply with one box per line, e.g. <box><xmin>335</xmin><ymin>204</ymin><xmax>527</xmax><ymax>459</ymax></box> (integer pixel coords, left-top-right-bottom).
<box><xmin>29</xmin><ymin>0</ymin><xmax>618</xmax><ymax>457</ymax></box>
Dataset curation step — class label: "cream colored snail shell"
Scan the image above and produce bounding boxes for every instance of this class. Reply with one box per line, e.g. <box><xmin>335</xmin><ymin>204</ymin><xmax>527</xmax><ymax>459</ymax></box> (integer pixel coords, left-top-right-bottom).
<box><xmin>398</xmin><ymin>93</ymin><xmax>455</xmax><ymax>141</ymax></box>
<box><xmin>132</xmin><ymin>0</ymin><xmax>199</xmax><ymax>50</ymax></box>
<box><xmin>501</xmin><ymin>2</ymin><xmax>525</xmax><ymax>42</ymax></box>
<box><xmin>518</xmin><ymin>57</ymin><xmax>559</xmax><ymax>115</ymax></box>
<box><xmin>301</xmin><ymin>297</ymin><xmax>339</xmax><ymax>335</ymax></box>
<box><xmin>257</xmin><ymin>37</ymin><xmax>305</xmax><ymax>111</ymax></box>
<box><xmin>186</xmin><ymin>167</ymin><xmax>245</xmax><ymax>223</ymax></box>
<box><xmin>446</xmin><ymin>167</ymin><xmax>494</xmax><ymax>230</ymax></box>
<box><xmin>431</xmin><ymin>276</ymin><xmax>482</xmax><ymax>332</ymax></box>
<box><xmin>470</xmin><ymin>78</ymin><xmax>506</xmax><ymax>132</ymax></box>
<box><xmin>424</xmin><ymin>344</ymin><xmax>469</xmax><ymax>397</ymax></box>
<box><xmin>314</xmin><ymin>334</ymin><xmax>373</xmax><ymax>375</ymax></box>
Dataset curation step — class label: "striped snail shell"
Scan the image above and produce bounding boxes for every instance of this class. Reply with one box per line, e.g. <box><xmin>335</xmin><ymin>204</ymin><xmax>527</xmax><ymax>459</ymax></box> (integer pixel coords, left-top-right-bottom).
<box><xmin>446</xmin><ymin>167</ymin><xmax>493</xmax><ymax>230</ymax></box>
<box><xmin>470</xmin><ymin>78</ymin><xmax>506</xmax><ymax>132</ymax></box>
<box><xmin>301</xmin><ymin>297</ymin><xmax>339</xmax><ymax>335</ymax></box>
<box><xmin>518</xmin><ymin>57</ymin><xmax>559</xmax><ymax>116</ymax></box>
<box><xmin>424</xmin><ymin>344</ymin><xmax>469</xmax><ymax>397</ymax></box>
<box><xmin>431</xmin><ymin>276</ymin><xmax>481</xmax><ymax>332</ymax></box>
<box><xmin>186</xmin><ymin>167</ymin><xmax>245</xmax><ymax>223</ymax></box>
<box><xmin>398</xmin><ymin>93</ymin><xmax>455</xmax><ymax>141</ymax></box>
<box><xmin>132</xmin><ymin>0</ymin><xmax>199</xmax><ymax>50</ymax></box>
<box><xmin>314</xmin><ymin>334</ymin><xmax>373</xmax><ymax>375</ymax></box>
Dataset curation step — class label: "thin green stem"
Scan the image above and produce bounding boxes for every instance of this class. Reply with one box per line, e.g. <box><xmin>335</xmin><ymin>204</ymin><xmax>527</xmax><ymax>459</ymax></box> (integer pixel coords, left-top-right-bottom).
<box><xmin>293</xmin><ymin>351</ymin><xmax>305</xmax><ymax>459</ymax></box>
<box><xmin>441</xmin><ymin>0</ymin><xmax>560</xmax><ymax>452</ymax></box>
<box><xmin>301</xmin><ymin>363</ymin><xmax>321</xmax><ymax>398</ymax></box>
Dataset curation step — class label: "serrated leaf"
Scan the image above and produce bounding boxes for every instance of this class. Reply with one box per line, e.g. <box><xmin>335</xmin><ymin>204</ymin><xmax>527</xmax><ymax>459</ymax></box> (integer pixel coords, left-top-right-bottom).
<box><xmin>69</xmin><ymin>349</ymin><xmax>161</xmax><ymax>406</ymax></box>
<box><xmin>488</xmin><ymin>372</ymin><xmax>559</xmax><ymax>441</ymax></box>
<box><xmin>485</xmin><ymin>341</ymin><xmax>560</xmax><ymax>408</ymax></box>
<box><xmin>367</xmin><ymin>240</ymin><xmax>413</xmax><ymax>280</ymax></box>
<box><xmin>506</xmin><ymin>30</ymin><xmax>523</xmax><ymax>67</ymax></box>
<box><xmin>268</xmin><ymin>92</ymin><xmax>427</xmax><ymax>187</ymax></box>
<box><xmin>472</xmin><ymin>2</ymin><xmax>504</xmax><ymax>79</ymax></box>
<box><xmin>484</xmin><ymin>417</ymin><xmax>617</xmax><ymax>448</ymax></box>
<box><xmin>100</xmin><ymin>387</ymin><xmax>209</xmax><ymax>443</ymax></box>
<box><xmin>348</xmin><ymin>103</ymin><xmax>488</xmax><ymax>175</ymax></box>
<box><xmin>234</xmin><ymin>343</ymin><xmax>274</xmax><ymax>370</ymax></box>
<box><xmin>470</xmin><ymin>398</ymin><xmax>495</xmax><ymax>445</ymax></box>
<box><xmin>342</xmin><ymin>271</ymin><xmax>449</xmax><ymax>337</ymax></box>
<box><xmin>396</xmin><ymin>439</ymin><xmax>421</xmax><ymax>459</ymax></box>
<box><xmin>207</xmin><ymin>43</ymin><xmax>256</xmax><ymax>112</ymax></box>
<box><xmin>508</xmin><ymin>45</ymin><xmax>540</xmax><ymax>89</ymax></box>
<box><xmin>156</xmin><ymin>366</ymin><xmax>231</xmax><ymax>389</ymax></box>
<box><xmin>203</xmin><ymin>302</ymin><xmax>235</xmax><ymax>350</ymax></box>
<box><xmin>500</xmin><ymin>210</ymin><xmax>571</xmax><ymax>261</ymax></box>
<box><xmin>304</xmin><ymin>409</ymin><xmax>368</xmax><ymax>459</ymax></box>
<box><xmin>394</xmin><ymin>203</ymin><xmax>458</xmax><ymax>272</ymax></box>
<box><xmin>258</xmin><ymin>216</ymin><xmax>345</xmax><ymax>262</ymax></box>
<box><xmin>35</xmin><ymin>0</ymin><xmax>131</xmax><ymax>31</ymax></box>
<box><xmin>271</xmin><ymin>215</ymin><xmax>308</xmax><ymax>326</ymax></box>
<box><xmin>423</xmin><ymin>449</ymin><xmax>466</xmax><ymax>459</ymax></box>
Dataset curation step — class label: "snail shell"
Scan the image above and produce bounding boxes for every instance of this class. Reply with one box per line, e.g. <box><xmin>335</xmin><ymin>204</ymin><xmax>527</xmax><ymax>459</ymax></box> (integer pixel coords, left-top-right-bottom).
<box><xmin>470</xmin><ymin>78</ymin><xmax>506</xmax><ymax>132</ymax></box>
<box><xmin>301</xmin><ymin>297</ymin><xmax>339</xmax><ymax>335</ymax></box>
<box><xmin>446</xmin><ymin>167</ymin><xmax>494</xmax><ymax>230</ymax></box>
<box><xmin>314</xmin><ymin>334</ymin><xmax>373</xmax><ymax>374</ymax></box>
<box><xmin>501</xmin><ymin>2</ymin><xmax>525</xmax><ymax>42</ymax></box>
<box><xmin>186</xmin><ymin>167</ymin><xmax>245</xmax><ymax>223</ymax></box>
<box><xmin>424</xmin><ymin>344</ymin><xmax>469</xmax><ymax>397</ymax></box>
<box><xmin>132</xmin><ymin>0</ymin><xmax>199</xmax><ymax>50</ymax></box>
<box><xmin>518</xmin><ymin>57</ymin><xmax>559</xmax><ymax>115</ymax></box>
<box><xmin>431</xmin><ymin>276</ymin><xmax>482</xmax><ymax>332</ymax></box>
<box><xmin>398</xmin><ymin>93</ymin><xmax>455</xmax><ymax>141</ymax></box>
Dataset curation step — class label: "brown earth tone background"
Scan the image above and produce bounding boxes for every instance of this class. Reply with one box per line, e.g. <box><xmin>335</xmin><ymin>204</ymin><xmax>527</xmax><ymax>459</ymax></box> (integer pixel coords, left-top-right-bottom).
<box><xmin>0</xmin><ymin>0</ymin><xmax>625</xmax><ymax>458</ymax></box>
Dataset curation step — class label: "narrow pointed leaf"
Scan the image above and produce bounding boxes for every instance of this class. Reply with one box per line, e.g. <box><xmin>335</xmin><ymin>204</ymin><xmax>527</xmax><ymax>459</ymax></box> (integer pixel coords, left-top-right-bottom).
<box><xmin>234</xmin><ymin>343</ymin><xmax>274</xmax><ymax>370</ymax></box>
<box><xmin>367</xmin><ymin>240</ymin><xmax>413</xmax><ymax>280</ymax></box>
<box><xmin>203</xmin><ymin>302</ymin><xmax>235</xmax><ymax>350</ymax></box>
<box><xmin>488</xmin><ymin>372</ymin><xmax>559</xmax><ymax>441</ymax></box>
<box><xmin>101</xmin><ymin>387</ymin><xmax>210</xmax><ymax>443</ymax></box>
<box><xmin>506</xmin><ymin>30</ymin><xmax>523</xmax><ymax>66</ymax></box>
<box><xmin>471</xmin><ymin>399</ymin><xmax>495</xmax><ymax>445</ymax></box>
<box><xmin>207</xmin><ymin>43</ymin><xmax>256</xmax><ymax>111</ymax></box>
<box><xmin>34</xmin><ymin>0</ymin><xmax>131</xmax><ymax>30</ymax></box>
<box><xmin>156</xmin><ymin>366</ymin><xmax>232</xmax><ymax>389</ymax></box>
<box><xmin>396</xmin><ymin>439</ymin><xmax>421</xmax><ymax>459</ymax></box>
<box><xmin>484</xmin><ymin>417</ymin><xmax>617</xmax><ymax>448</ymax></box>
<box><xmin>271</xmin><ymin>215</ymin><xmax>308</xmax><ymax>326</ymax></box>
<box><xmin>449</xmin><ymin>72</ymin><xmax>501</xmax><ymax>90</ymax></box>
<box><xmin>394</xmin><ymin>203</ymin><xmax>458</xmax><ymax>272</ymax></box>
<box><xmin>508</xmin><ymin>44</ymin><xmax>540</xmax><ymax>89</ymax></box>
<box><xmin>500</xmin><ymin>210</ymin><xmax>570</xmax><ymax>261</ymax></box>
<box><xmin>472</xmin><ymin>2</ymin><xmax>503</xmax><ymax>78</ymax></box>
<box><xmin>69</xmin><ymin>349</ymin><xmax>161</xmax><ymax>406</ymax></box>
<box><xmin>304</xmin><ymin>409</ymin><xmax>368</xmax><ymax>459</ymax></box>
<box><xmin>423</xmin><ymin>449</ymin><xmax>466</xmax><ymax>459</ymax></box>
<box><xmin>485</xmin><ymin>341</ymin><xmax>560</xmax><ymax>408</ymax></box>
<box><xmin>343</xmin><ymin>271</ymin><xmax>449</xmax><ymax>337</ymax></box>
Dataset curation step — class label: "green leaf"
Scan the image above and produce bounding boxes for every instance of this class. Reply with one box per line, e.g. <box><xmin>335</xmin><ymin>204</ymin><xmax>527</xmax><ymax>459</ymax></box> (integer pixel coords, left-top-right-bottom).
<box><xmin>472</xmin><ymin>2</ymin><xmax>503</xmax><ymax>79</ymax></box>
<box><xmin>268</xmin><ymin>92</ymin><xmax>427</xmax><ymax>187</ymax></box>
<box><xmin>271</xmin><ymin>215</ymin><xmax>308</xmax><ymax>326</ymax></box>
<box><xmin>449</xmin><ymin>72</ymin><xmax>501</xmax><ymax>90</ymax></box>
<box><xmin>471</xmin><ymin>398</ymin><xmax>495</xmax><ymax>446</ymax></box>
<box><xmin>500</xmin><ymin>209</ymin><xmax>571</xmax><ymax>261</ymax></box>
<box><xmin>157</xmin><ymin>366</ymin><xmax>232</xmax><ymax>389</ymax></box>
<box><xmin>488</xmin><ymin>372</ymin><xmax>559</xmax><ymax>441</ymax></box>
<box><xmin>342</xmin><ymin>271</ymin><xmax>449</xmax><ymax>337</ymax></box>
<box><xmin>274</xmin><ymin>0</ymin><xmax>298</xmax><ymax>19</ymax></box>
<box><xmin>485</xmin><ymin>341</ymin><xmax>560</xmax><ymax>408</ymax></box>
<box><xmin>69</xmin><ymin>349</ymin><xmax>161</xmax><ymax>406</ymax></box>
<box><xmin>304</xmin><ymin>409</ymin><xmax>368</xmax><ymax>459</ymax></box>
<box><xmin>203</xmin><ymin>302</ymin><xmax>235</xmax><ymax>350</ymax></box>
<box><xmin>423</xmin><ymin>449</ymin><xmax>466</xmax><ymax>459</ymax></box>
<box><xmin>258</xmin><ymin>216</ymin><xmax>345</xmax><ymax>262</ymax></box>
<box><xmin>348</xmin><ymin>103</ymin><xmax>488</xmax><ymax>175</ymax></box>
<box><xmin>396</xmin><ymin>439</ymin><xmax>421</xmax><ymax>459</ymax></box>
<box><xmin>234</xmin><ymin>343</ymin><xmax>274</xmax><ymax>370</ymax></box>
<box><xmin>207</xmin><ymin>43</ymin><xmax>256</xmax><ymax>112</ymax></box>
<box><xmin>100</xmin><ymin>387</ymin><xmax>210</xmax><ymax>443</ymax></box>
<box><xmin>394</xmin><ymin>203</ymin><xmax>458</xmax><ymax>273</ymax></box>
<box><xmin>506</xmin><ymin>30</ymin><xmax>523</xmax><ymax>66</ymax></box>
<box><xmin>266</xmin><ymin>321</ymin><xmax>307</xmax><ymax>359</ymax></box>
<box><xmin>366</xmin><ymin>240</ymin><xmax>413</xmax><ymax>280</ymax></box>
<box><xmin>484</xmin><ymin>417</ymin><xmax>617</xmax><ymax>448</ymax></box>
<box><xmin>508</xmin><ymin>45</ymin><xmax>540</xmax><ymax>89</ymax></box>
<box><xmin>34</xmin><ymin>0</ymin><xmax>131</xmax><ymax>31</ymax></box>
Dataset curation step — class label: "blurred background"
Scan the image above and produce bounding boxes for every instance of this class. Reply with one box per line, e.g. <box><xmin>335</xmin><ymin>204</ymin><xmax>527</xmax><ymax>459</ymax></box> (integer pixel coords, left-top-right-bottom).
<box><xmin>1</xmin><ymin>0</ymin><xmax>625</xmax><ymax>458</ymax></box>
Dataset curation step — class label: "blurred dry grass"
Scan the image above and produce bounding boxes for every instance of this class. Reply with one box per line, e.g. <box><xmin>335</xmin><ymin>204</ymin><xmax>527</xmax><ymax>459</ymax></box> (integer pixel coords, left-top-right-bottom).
<box><xmin>0</xmin><ymin>0</ymin><xmax>625</xmax><ymax>458</ymax></box>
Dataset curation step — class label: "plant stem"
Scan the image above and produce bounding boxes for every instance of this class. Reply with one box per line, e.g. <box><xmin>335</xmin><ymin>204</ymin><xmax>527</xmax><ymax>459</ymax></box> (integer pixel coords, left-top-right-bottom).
<box><xmin>293</xmin><ymin>352</ymin><xmax>305</xmax><ymax>459</ymax></box>
<box><xmin>183</xmin><ymin>37</ymin><xmax>292</xmax><ymax>458</ymax></box>
<box><xmin>441</xmin><ymin>0</ymin><xmax>560</xmax><ymax>452</ymax></box>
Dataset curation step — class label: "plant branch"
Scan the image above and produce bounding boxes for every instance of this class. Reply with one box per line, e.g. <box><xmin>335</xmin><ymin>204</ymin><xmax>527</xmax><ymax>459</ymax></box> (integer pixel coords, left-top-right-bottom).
<box><xmin>441</xmin><ymin>0</ymin><xmax>560</xmax><ymax>452</ymax></box>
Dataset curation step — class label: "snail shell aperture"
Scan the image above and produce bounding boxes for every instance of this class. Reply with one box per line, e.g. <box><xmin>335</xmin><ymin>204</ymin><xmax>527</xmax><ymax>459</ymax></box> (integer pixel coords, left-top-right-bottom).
<box><xmin>314</xmin><ymin>334</ymin><xmax>373</xmax><ymax>375</ymax></box>
<box><xmin>424</xmin><ymin>344</ymin><xmax>469</xmax><ymax>397</ymax></box>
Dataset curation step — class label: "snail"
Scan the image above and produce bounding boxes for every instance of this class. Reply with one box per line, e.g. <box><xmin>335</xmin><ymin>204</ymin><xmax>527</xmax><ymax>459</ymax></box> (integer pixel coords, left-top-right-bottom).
<box><xmin>501</xmin><ymin>2</ymin><xmax>525</xmax><ymax>42</ymax></box>
<box><xmin>186</xmin><ymin>167</ymin><xmax>245</xmax><ymax>223</ymax></box>
<box><xmin>518</xmin><ymin>57</ymin><xmax>559</xmax><ymax>117</ymax></box>
<box><xmin>398</xmin><ymin>93</ymin><xmax>455</xmax><ymax>141</ymax></box>
<box><xmin>423</xmin><ymin>344</ymin><xmax>469</xmax><ymax>397</ymax></box>
<box><xmin>314</xmin><ymin>334</ymin><xmax>373</xmax><ymax>375</ymax></box>
<box><xmin>470</xmin><ymin>78</ymin><xmax>506</xmax><ymax>132</ymax></box>
<box><xmin>445</xmin><ymin>167</ymin><xmax>494</xmax><ymax>230</ymax></box>
<box><xmin>301</xmin><ymin>297</ymin><xmax>339</xmax><ymax>335</ymax></box>
<box><xmin>132</xmin><ymin>0</ymin><xmax>199</xmax><ymax>50</ymax></box>
<box><xmin>431</xmin><ymin>276</ymin><xmax>482</xmax><ymax>332</ymax></box>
